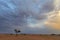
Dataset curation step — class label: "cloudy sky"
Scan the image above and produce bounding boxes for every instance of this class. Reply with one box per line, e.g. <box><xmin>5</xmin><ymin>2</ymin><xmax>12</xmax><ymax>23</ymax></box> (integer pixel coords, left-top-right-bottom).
<box><xmin>0</xmin><ymin>0</ymin><xmax>60</xmax><ymax>34</ymax></box>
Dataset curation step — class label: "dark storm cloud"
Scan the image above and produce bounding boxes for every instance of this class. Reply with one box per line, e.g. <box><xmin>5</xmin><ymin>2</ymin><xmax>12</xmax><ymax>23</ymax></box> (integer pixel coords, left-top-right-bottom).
<box><xmin>0</xmin><ymin>0</ymin><xmax>29</xmax><ymax>33</ymax></box>
<box><xmin>40</xmin><ymin>0</ymin><xmax>54</xmax><ymax>13</ymax></box>
<box><xmin>0</xmin><ymin>11</ymin><xmax>29</xmax><ymax>33</ymax></box>
<box><xmin>0</xmin><ymin>0</ymin><xmax>56</xmax><ymax>34</ymax></box>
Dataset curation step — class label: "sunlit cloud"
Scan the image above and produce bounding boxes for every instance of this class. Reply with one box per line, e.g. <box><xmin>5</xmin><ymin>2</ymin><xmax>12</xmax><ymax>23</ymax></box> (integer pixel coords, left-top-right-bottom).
<box><xmin>45</xmin><ymin>0</ymin><xmax>60</xmax><ymax>30</ymax></box>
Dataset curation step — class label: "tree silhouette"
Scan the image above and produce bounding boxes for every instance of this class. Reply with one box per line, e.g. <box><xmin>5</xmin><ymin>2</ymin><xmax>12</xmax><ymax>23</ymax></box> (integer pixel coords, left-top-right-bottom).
<box><xmin>14</xmin><ymin>29</ymin><xmax>21</xmax><ymax>36</ymax></box>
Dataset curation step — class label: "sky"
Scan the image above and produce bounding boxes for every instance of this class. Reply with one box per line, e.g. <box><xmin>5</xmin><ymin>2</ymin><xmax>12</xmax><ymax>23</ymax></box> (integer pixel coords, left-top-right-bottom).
<box><xmin>0</xmin><ymin>0</ymin><xmax>60</xmax><ymax>34</ymax></box>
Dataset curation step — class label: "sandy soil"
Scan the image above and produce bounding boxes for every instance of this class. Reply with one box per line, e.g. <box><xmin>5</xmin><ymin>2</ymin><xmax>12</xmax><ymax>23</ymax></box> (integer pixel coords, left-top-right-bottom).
<box><xmin>0</xmin><ymin>34</ymin><xmax>60</xmax><ymax>40</ymax></box>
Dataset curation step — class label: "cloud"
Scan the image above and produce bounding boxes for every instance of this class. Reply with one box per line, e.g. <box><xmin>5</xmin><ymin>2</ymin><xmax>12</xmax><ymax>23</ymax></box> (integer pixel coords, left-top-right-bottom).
<box><xmin>45</xmin><ymin>11</ymin><xmax>60</xmax><ymax>30</ymax></box>
<box><xmin>0</xmin><ymin>0</ymin><xmax>60</xmax><ymax>34</ymax></box>
<box><xmin>40</xmin><ymin>0</ymin><xmax>54</xmax><ymax>13</ymax></box>
<box><xmin>45</xmin><ymin>0</ymin><xmax>60</xmax><ymax>34</ymax></box>
<box><xmin>54</xmin><ymin>0</ymin><xmax>60</xmax><ymax>9</ymax></box>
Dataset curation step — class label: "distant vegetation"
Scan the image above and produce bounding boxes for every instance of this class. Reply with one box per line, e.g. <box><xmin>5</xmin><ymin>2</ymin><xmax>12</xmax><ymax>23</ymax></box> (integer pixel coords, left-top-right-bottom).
<box><xmin>51</xmin><ymin>34</ymin><xmax>56</xmax><ymax>35</ymax></box>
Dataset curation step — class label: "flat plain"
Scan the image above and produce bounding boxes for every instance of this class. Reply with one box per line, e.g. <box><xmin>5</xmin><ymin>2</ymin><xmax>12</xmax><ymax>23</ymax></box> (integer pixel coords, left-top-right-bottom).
<box><xmin>0</xmin><ymin>34</ymin><xmax>60</xmax><ymax>40</ymax></box>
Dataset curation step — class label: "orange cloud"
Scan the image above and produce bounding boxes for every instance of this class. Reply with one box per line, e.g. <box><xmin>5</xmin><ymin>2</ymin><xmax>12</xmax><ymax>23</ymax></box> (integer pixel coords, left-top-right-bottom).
<box><xmin>44</xmin><ymin>0</ymin><xmax>60</xmax><ymax>30</ymax></box>
<box><xmin>45</xmin><ymin>10</ymin><xmax>60</xmax><ymax>30</ymax></box>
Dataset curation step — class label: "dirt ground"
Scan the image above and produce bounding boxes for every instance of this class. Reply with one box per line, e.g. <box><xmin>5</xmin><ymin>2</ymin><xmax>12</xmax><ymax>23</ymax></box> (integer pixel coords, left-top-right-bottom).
<box><xmin>0</xmin><ymin>34</ymin><xmax>60</xmax><ymax>40</ymax></box>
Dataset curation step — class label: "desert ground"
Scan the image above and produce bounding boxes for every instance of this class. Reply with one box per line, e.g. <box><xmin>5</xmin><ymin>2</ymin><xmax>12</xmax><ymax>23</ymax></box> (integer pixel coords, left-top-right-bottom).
<box><xmin>0</xmin><ymin>34</ymin><xmax>60</xmax><ymax>40</ymax></box>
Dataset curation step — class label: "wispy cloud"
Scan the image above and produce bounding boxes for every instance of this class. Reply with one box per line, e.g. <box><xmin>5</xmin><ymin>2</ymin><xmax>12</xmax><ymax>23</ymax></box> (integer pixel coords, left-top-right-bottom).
<box><xmin>45</xmin><ymin>0</ymin><xmax>60</xmax><ymax>32</ymax></box>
